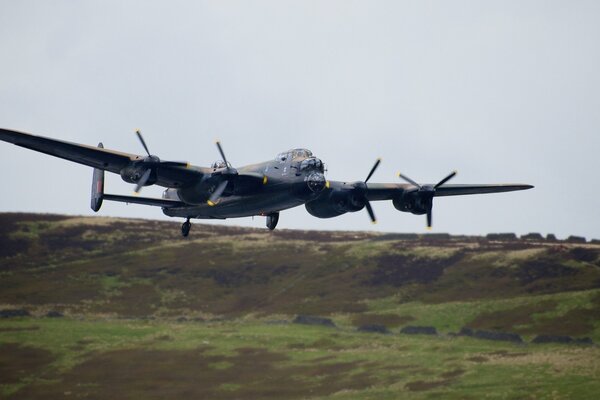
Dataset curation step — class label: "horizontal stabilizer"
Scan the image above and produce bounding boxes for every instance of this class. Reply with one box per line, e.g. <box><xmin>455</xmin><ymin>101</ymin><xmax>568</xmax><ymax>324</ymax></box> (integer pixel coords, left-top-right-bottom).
<box><xmin>103</xmin><ymin>194</ymin><xmax>186</xmax><ymax>208</ymax></box>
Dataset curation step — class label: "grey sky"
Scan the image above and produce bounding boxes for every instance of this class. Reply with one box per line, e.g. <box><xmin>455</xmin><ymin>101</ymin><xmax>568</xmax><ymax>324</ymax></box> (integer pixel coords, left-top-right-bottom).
<box><xmin>0</xmin><ymin>1</ymin><xmax>598</xmax><ymax>239</ymax></box>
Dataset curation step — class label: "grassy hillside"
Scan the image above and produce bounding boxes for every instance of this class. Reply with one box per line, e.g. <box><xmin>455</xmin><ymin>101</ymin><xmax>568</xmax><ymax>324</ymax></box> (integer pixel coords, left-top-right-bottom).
<box><xmin>1</xmin><ymin>213</ymin><xmax>599</xmax><ymax>399</ymax></box>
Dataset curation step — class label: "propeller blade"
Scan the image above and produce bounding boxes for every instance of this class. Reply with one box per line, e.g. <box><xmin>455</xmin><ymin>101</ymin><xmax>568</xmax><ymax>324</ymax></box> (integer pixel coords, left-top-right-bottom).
<box><xmin>398</xmin><ymin>173</ymin><xmax>422</xmax><ymax>189</ymax></box>
<box><xmin>434</xmin><ymin>170</ymin><xmax>457</xmax><ymax>188</ymax></box>
<box><xmin>207</xmin><ymin>180</ymin><xmax>229</xmax><ymax>206</ymax></box>
<box><xmin>365</xmin><ymin>201</ymin><xmax>377</xmax><ymax>224</ymax></box>
<box><xmin>134</xmin><ymin>168</ymin><xmax>152</xmax><ymax>193</ymax></box>
<box><xmin>215</xmin><ymin>141</ymin><xmax>229</xmax><ymax>167</ymax></box>
<box><xmin>426</xmin><ymin>209</ymin><xmax>432</xmax><ymax>228</ymax></box>
<box><xmin>365</xmin><ymin>158</ymin><xmax>381</xmax><ymax>183</ymax></box>
<box><xmin>135</xmin><ymin>129</ymin><xmax>151</xmax><ymax>156</ymax></box>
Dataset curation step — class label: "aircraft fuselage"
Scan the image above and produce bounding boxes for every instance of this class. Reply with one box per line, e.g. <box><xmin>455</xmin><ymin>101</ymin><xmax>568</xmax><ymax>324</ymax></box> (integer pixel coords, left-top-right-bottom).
<box><xmin>162</xmin><ymin>149</ymin><xmax>327</xmax><ymax>219</ymax></box>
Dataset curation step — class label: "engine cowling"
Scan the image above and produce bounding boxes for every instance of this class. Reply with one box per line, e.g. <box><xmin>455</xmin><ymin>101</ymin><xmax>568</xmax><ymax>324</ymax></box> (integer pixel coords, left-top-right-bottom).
<box><xmin>305</xmin><ymin>187</ymin><xmax>366</xmax><ymax>218</ymax></box>
<box><xmin>120</xmin><ymin>164</ymin><xmax>158</xmax><ymax>186</ymax></box>
<box><xmin>392</xmin><ymin>190</ymin><xmax>432</xmax><ymax>215</ymax></box>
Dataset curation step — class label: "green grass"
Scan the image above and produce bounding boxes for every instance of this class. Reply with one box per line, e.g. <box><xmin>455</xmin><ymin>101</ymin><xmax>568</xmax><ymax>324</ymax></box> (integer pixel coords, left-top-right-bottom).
<box><xmin>1</xmin><ymin>317</ymin><xmax>599</xmax><ymax>399</ymax></box>
<box><xmin>2</xmin><ymin>213</ymin><xmax>600</xmax><ymax>399</ymax></box>
<box><xmin>362</xmin><ymin>289</ymin><xmax>600</xmax><ymax>340</ymax></box>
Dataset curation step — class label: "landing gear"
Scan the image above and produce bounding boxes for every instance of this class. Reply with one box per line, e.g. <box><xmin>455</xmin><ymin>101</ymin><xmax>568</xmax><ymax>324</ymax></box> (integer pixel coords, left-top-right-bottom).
<box><xmin>266</xmin><ymin>212</ymin><xmax>279</xmax><ymax>230</ymax></box>
<box><xmin>181</xmin><ymin>218</ymin><xmax>191</xmax><ymax>237</ymax></box>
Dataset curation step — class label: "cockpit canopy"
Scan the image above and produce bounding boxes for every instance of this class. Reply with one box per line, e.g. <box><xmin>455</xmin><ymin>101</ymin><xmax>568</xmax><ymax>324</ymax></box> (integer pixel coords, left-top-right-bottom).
<box><xmin>275</xmin><ymin>148</ymin><xmax>313</xmax><ymax>162</ymax></box>
<box><xmin>211</xmin><ymin>160</ymin><xmax>231</xmax><ymax>169</ymax></box>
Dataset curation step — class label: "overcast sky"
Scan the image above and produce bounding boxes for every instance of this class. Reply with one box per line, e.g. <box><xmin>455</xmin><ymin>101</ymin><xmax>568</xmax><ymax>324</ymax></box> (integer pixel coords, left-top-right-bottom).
<box><xmin>0</xmin><ymin>1</ymin><xmax>598</xmax><ymax>239</ymax></box>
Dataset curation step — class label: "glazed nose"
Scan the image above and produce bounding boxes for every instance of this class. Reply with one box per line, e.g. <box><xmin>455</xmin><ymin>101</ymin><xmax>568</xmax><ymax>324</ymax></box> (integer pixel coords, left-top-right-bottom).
<box><xmin>306</xmin><ymin>172</ymin><xmax>326</xmax><ymax>192</ymax></box>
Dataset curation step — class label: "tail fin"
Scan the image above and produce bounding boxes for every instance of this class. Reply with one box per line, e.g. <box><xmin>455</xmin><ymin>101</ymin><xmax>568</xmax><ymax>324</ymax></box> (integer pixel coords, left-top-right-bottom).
<box><xmin>91</xmin><ymin>142</ymin><xmax>105</xmax><ymax>212</ymax></box>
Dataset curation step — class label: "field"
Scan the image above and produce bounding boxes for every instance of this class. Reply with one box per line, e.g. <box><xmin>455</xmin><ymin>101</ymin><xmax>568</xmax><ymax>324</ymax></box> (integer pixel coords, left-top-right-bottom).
<box><xmin>1</xmin><ymin>213</ymin><xmax>599</xmax><ymax>399</ymax></box>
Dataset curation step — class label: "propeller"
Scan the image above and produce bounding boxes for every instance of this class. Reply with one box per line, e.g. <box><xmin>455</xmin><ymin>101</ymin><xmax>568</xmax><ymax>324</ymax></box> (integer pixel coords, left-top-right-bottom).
<box><xmin>133</xmin><ymin>129</ymin><xmax>188</xmax><ymax>194</ymax></box>
<box><xmin>215</xmin><ymin>141</ymin><xmax>229</xmax><ymax>167</ymax></box>
<box><xmin>365</xmin><ymin>158</ymin><xmax>381</xmax><ymax>184</ymax></box>
<box><xmin>207</xmin><ymin>140</ymin><xmax>238</xmax><ymax>206</ymax></box>
<box><xmin>364</xmin><ymin>201</ymin><xmax>376</xmax><ymax>224</ymax></box>
<box><xmin>135</xmin><ymin>129</ymin><xmax>151</xmax><ymax>157</ymax></box>
<box><xmin>398</xmin><ymin>170</ymin><xmax>457</xmax><ymax>228</ymax></box>
<box><xmin>352</xmin><ymin>158</ymin><xmax>381</xmax><ymax>224</ymax></box>
<box><xmin>207</xmin><ymin>180</ymin><xmax>229</xmax><ymax>206</ymax></box>
<box><xmin>134</xmin><ymin>168</ymin><xmax>152</xmax><ymax>193</ymax></box>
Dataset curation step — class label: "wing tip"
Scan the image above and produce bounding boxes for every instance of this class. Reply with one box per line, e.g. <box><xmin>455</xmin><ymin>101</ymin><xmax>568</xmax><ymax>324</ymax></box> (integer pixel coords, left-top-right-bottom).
<box><xmin>517</xmin><ymin>184</ymin><xmax>534</xmax><ymax>190</ymax></box>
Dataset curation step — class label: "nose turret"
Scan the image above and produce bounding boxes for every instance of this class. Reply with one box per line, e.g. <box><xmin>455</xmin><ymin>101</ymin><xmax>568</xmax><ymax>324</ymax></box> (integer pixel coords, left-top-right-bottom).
<box><xmin>300</xmin><ymin>157</ymin><xmax>324</xmax><ymax>173</ymax></box>
<box><xmin>306</xmin><ymin>171</ymin><xmax>326</xmax><ymax>192</ymax></box>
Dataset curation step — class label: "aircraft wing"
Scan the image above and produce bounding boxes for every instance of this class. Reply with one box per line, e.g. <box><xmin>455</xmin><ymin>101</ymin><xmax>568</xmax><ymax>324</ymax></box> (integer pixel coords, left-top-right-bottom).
<box><xmin>365</xmin><ymin>183</ymin><xmax>533</xmax><ymax>201</ymax></box>
<box><xmin>431</xmin><ymin>184</ymin><xmax>534</xmax><ymax>197</ymax></box>
<box><xmin>0</xmin><ymin>128</ymin><xmax>141</xmax><ymax>174</ymax></box>
<box><xmin>0</xmin><ymin>128</ymin><xmax>203</xmax><ymax>188</ymax></box>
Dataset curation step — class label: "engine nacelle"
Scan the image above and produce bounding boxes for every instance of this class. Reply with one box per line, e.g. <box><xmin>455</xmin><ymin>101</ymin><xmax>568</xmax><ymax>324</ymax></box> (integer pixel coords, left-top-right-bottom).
<box><xmin>392</xmin><ymin>191</ymin><xmax>430</xmax><ymax>215</ymax></box>
<box><xmin>305</xmin><ymin>188</ymin><xmax>366</xmax><ymax>218</ymax></box>
<box><xmin>120</xmin><ymin>165</ymin><xmax>157</xmax><ymax>186</ymax></box>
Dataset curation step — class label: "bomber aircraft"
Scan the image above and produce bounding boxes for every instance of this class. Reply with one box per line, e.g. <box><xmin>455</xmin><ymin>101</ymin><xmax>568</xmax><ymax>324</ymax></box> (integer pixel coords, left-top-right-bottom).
<box><xmin>0</xmin><ymin>128</ymin><xmax>533</xmax><ymax>236</ymax></box>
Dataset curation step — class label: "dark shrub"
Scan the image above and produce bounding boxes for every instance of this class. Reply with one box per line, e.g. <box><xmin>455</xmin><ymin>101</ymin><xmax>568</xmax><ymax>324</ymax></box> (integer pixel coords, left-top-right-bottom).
<box><xmin>46</xmin><ymin>311</ymin><xmax>63</xmax><ymax>318</ymax></box>
<box><xmin>400</xmin><ymin>326</ymin><xmax>437</xmax><ymax>335</ymax></box>
<box><xmin>532</xmin><ymin>335</ymin><xmax>573</xmax><ymax>344</ymax></box>
<box><xmin>372</xmin><ymin>233</ymin><xmax>419</xmax><ymax>242</ymax></box>
<box><xmin>532</xmin><ymin>335</ymin><xmax>594</xmax><ymax>345</ymax></box>
<box><xmin>292</xmin><ymin>315</ymin><xmax>336</xmax><ymax>328</ymax></box>
<box><xmin>368</xmin><ymin>252</ymin><xmax>463</xmax><ymax>287</ymax></box>
<box><xmin>516</xmin><ymin>260</ymin><xmax>577</xmax><ymax>284</ymax></box>
<box><xmin>421</xmin><ymin>233</ymin><xmax>451</xmax><ymax>241</ymax></box>
<box><xmin>569</xmin><ymin>247</ymin><xmax>598</xmax><ymax>263</ymax></box>
<box><xmin>0</xmin><ymin>309</ymin><xmax>30</xmax><ymax>318</ymax></box>
<box><xmin>473</xmin><ymin>330</ymin><xmax>523</xmax><ymax>343</ymax></box>
<box><xmin>458</xmin><ymin>327</ymin><xmax>474</xmax><ymax>336</ymax></box>
<box><xmin>486</xmin><ymin>233</ymin><xmax>517</xmax><ymax>241</ymax></box>
<box><xmin>357</xmin><ymin>324</ymin><xmax>389</xmax><ymax>334</ymax></box>
<box><xmin>521</xmin><ymin>233</ymin><xmax>544</xmax><ymax>241</ymax></box>
<box><xmin>566</xmin><ymin>236</ymin><xmax>586</xmax><ymax>243</ymax></box>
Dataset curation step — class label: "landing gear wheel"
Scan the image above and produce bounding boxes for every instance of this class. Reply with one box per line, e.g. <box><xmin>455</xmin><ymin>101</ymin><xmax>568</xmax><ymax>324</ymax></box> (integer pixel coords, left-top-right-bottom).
<box><xmin>181</xmin><ymin>218</ymin><xmax>191</xmax><ymax>237</ymax></box>
<box><xmin>266</xmin><ymin>212</ymin><xmax>279</xmax><ymax>230</ymax></box>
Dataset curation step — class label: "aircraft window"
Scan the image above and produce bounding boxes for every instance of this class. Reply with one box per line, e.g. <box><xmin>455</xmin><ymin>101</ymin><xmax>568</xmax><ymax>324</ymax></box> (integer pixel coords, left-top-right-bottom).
<box><xmin>300</xmin><ymin>157</ymin><xmax>324</xmax><ymax>172</ymax></box>
<box><xmin>275</xmin><ymin>152</ymin><xmax>289</xmax><ymax>162</ymax></box>
<box><xmin>291</xmin><ymin>149</ymin><xmax>312</xmax><ymax>159</ymax></box>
